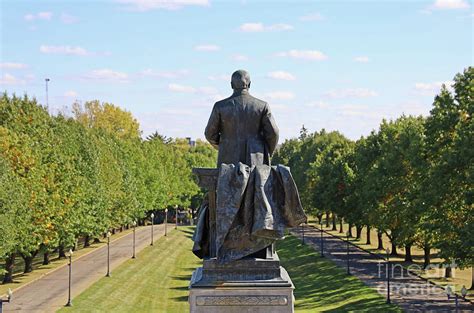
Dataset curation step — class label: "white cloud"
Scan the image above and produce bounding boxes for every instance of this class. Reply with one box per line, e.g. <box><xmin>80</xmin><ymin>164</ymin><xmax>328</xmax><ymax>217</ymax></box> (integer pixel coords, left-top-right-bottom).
<box><xmin>264</xmin><ymin>91</ymin><xmax>295</xmax><ymax>100</ymax></box>
<box><xmin>24</xmin><ymin>12</ymin><xmax>53</xmax><ymax>21</ymax></box>
<box><xmin>0</xmin><ymin>62</ymin><xmax>28</xmax><ymax>69</ymax></box>
<box><xmin>231</xmin><ymin>54</ymin><xmax>249</xmax><ymax>61</ymax></box>
<box><xmin>208</xmin><ymin>74</ymin><xmax>229</xmax><ymax>81</ymax></box>
<box><xmin>432</xmin><ymin>0</ymin><xmax>470</xmax><ymax>9</ymax></box>
<box><xmin>275</xmin><ymin>49</ymin><xmax>328</xmax><ymax>61</ymax></box>
<box><xmin>83</xmin><ymin>69</ymin><xmax>129</xmax><ymax>82</ymax></box>
<box><xmin>267</xmin><ymin>71</ymin><xmax>296</xmax><ymax>81</ymax></box>
<box><xmin>64</xmin><ymin>90</ymin><xmax>78</xmax><ymax>97</ymax></box>
<box><xmin>324</xmin><ymin>88</ymin><xmax>378</xmax><ymax>99</ymax></box>
<box><xmin>305</xmin><ymin>101</ymin><xmax>329</xmax><ymax>109</ymax></box>
<box><xmin>168</xmin><ymin>83</ymin><xmax>220</xmax><ymax>96</ymax></box>
<box><xmin>354</xmin><ymin>56</ymin><xmax>370</xmax><ymax>63</ymax></box>
<box><xmin>299</xmin><ymin>13</ymin><xmax>324</xmax><ymax>21</ymax></box>
<box><xmin>239</xmin><ymin>22</ymin><xmax>294</xmax><ymax>32</ymax></box>
<box><xmin>116</xmin><ymin>0</ymin><xmax>210</xmax><ymax>11</ymax></box>
<box><xmin>60</xmin><ymin>13</ymin><xmax>79</xmax><ymax>24</ymax></box>
<box><xmin>168</xmin><ymin>83</ymin><xmax>196</xmax><ymax>93</ymax></box>
<box><xmin>414</xmin><ymin>81</ymin><xmax>454</xmax><ymax>95</ymax></box>
<box><xmin>139</xmin><ymin>69</ymin><xmax>190</xmax><ymax>79</ymax></box>
<box><xmin>194</xmin><ymin>44</ymin><xmax>220</xmax><ymax>51</ymax></box>
<box><xmin>40</xmin><ymin>45</ymin><xmax>90</xmax><ymax>56</ymax></box>
<box><xmin>0</xmin><ymin>73</ymin><xmax>25</xmax><ymax>85</ymax></box>
<box><xmin>198</xmin><ymin>86</ymin><xmax>218</xmax><ymax>95</ymax></box>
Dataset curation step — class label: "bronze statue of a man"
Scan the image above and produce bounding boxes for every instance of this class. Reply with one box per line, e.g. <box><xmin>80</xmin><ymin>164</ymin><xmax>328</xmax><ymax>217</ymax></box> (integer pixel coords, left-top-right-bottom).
<box><xmin>193</xmin><ymin>70</ymin><xmax>306</xmax><ymax>263</ymax></box>
<box><xmin>205</xmin><ymin>70</ymin><xmax>279</xmax><ymax>167</ymax></box>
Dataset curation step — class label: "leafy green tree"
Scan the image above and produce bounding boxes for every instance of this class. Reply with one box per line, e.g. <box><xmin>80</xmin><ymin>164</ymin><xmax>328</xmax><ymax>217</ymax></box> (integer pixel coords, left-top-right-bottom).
<box><xmin>424</xmin><ymin>67</ymin><xmax>473</xmax><ymax>274</ymax></box>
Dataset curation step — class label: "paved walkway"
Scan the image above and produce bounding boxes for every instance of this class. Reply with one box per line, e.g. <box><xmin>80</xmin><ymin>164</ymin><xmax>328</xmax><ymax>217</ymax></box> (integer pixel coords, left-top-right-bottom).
<box><xmin>292</xmin><ymin>226</ymin><xmax>474</xmax><ymax>312</ymax></box>
<box><xmin>5</xmin><ymin>224</ymin><xmax>169</xmax><ymax>313</ymax></box>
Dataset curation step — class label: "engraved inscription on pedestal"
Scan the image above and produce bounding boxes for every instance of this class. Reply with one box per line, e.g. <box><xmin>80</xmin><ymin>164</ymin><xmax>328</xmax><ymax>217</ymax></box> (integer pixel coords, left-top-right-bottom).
<box><xmin>196</xmin><ymin>295</ymin><xmax>288</xmax><ymax>306</ymax></box>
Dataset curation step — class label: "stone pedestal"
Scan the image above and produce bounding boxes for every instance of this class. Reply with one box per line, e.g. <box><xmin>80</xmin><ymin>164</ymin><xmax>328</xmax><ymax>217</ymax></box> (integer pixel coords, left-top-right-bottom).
<box><xmin>189</xmin><ymin>254</ymin><xmax>295</xmax><ymax>313</ymax></box>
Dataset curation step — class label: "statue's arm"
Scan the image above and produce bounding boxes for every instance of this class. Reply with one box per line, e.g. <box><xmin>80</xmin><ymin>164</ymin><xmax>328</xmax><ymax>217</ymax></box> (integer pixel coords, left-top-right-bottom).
<box><xmin>205</xmin><ymin>104</ymin><xmax>220</xmax><ymax>149</ymax></box>
<box><xmin>262</xmin><ymin>103</ymin><xmax>279</xmax><ymax>155</ymax></box>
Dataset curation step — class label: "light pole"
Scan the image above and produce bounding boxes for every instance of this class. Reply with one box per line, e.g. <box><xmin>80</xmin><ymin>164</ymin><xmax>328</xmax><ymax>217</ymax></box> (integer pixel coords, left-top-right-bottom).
<box><xmin>320</xmin><ymin>220</ymin><xmax>324</xmax><ymax>257</ymax></box>
<box><xmin>461</xmin><ymin>285</ymin><xmax>468</xmax><ymax>300</ymax></box>
<box><xmin>150</xmin><ymin>213</ymin><xmax>155</xmax><ymax>246</ymax></box>
<box><xmin>165</xmin><ymin>208</ymin><xmax>168</xmax><ymax>236</ymax></box>
<box><xmin>0</xmin><ymin>289</ymin><xmax>12</xmax><ymax>313</ymax></box>
<box><xmin>106</xmin><ymin>231</ymin><xmax>111</xmax><ymax>277</ymax></box>
<box><xmin>446</xmin><ymin>285</ymin><xmax>460</xmax><ymax>312</ymax></box>
<box><xmin>301</xmin><ymin>223</ymin><xmax>305</xmax><ymax>245</ymax></box>
<box><xmin>66</xmin><ymin>249</ymin><xmax>73</xmax><ymax>307</ymax></box>
<box><xmin>132</xmin><ymin>221</ymin><xmax>137</xmax><ymax>259</ymax></box>
<box><xmin>45</xmin><ymin>78</ymin><xmax>50</xmax><ymax>110</ymax></box>
<box><xmin>386</xmin><ymin>248</ymin><xmax>391</xmax><ymax>304</ymax></box>
<box><xmin>175</xmin><ymin>205</ymin><xmax>178</xmax><ymax>230</ymax></box>
<box><xmin>346</xmin><ymin>231</ymin><xmax>350</xmax><ymax>275</ymax></box>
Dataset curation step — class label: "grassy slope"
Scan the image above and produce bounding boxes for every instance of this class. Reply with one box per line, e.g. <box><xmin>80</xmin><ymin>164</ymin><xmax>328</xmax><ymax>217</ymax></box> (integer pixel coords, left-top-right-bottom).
<box><xmin>60</xmin><ymin>227</ymin><xmax>400</xmax><ymax>313</ymax></box>
<box><xmin>277</xmin><ymin>236</ymin><xmax>400</xmax><ymax>312</ymax></box>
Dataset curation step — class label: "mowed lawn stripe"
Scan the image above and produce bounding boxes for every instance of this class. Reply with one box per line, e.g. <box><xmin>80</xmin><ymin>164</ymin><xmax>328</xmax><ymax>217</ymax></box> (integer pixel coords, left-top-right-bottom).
<box><xmin>60</xmin><ymin>227</ymin><xmax>200</xmax><ymax>313</ymax></box>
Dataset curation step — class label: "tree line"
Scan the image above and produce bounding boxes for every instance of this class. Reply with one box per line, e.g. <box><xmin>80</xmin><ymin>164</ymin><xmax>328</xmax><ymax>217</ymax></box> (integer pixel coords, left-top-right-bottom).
<box><xmin>0</xmin><ymin>96</ymin><xmax>216</xmax><ymax>283</ymax></box>
<box><xmin>273</xmin><ymin>67</ymin><xmax>473</xmax><ymax>278</ymax></box>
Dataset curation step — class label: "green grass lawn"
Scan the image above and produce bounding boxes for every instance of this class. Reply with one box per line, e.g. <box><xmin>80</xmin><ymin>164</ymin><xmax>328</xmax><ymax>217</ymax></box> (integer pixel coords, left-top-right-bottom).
<box><xmin>60</xmin><ymin>227</ymin><xmax>400</xmax><ymax>313</ymax></box>
<box><xmin>277</xmin><ymin>236</ymin><xmax>400</xmax><ymax>312</ymax></box>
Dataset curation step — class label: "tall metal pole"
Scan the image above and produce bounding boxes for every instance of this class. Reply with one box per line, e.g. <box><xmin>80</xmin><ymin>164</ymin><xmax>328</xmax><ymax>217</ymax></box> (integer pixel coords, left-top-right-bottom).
<box><xmin>45</xmin><ymin>78</ymin><xmax>50</xmax><ymax>111</ymax></box>
<box><xmin>151</xmin><ymin>213</ymin><xmax>154</xmax><ymax>246</ymax></box>
<box><xmin>346</xmin><ymin>232</ymin><xmax>350</xmax><ymax>275</ymax></box>
<box><xmin>66</xmin><ymin>250</ymin><xmax>73</xmax><ymax>307</ymax></box>
<box><xmin>175</xmin><ymin>206</ymin><xmax>178</xmax><ymax>230</ymax></box>
<box><xmin>106</xmin><ymin>232</ymin><xmax>111</xmax><ymax>277</ymax></box>
<box><xmin>301</xmin><ymin>223</ymin><xmax>305</xmax><ymax>245</ymax></box>
<box><xmin>320</xmin><ymin>220</ymin><xmax>324</xmax><ymax>257</ymax></box>
<box><xmin>132</xmin><ymin>222</ymin><xmax>136</xmax><ymax>259</ymax></box>
<box><xmin>165</xmin><ymin>209</ymin><xmax>168</xmax><ymax>236</ymax></box>
<box><xmin>386</xmin><ymin>248</ymin><xmax>391</xmax><ymax>304</ymax></box>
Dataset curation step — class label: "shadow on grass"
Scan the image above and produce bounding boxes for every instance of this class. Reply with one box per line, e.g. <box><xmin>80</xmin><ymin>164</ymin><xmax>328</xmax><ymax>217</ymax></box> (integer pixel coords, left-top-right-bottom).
<box><xmin>171</xmin><ymin>286</ymin><xmax>189</xmax><ymax>291</ymax></box>
<box><xmin>171</xmin><ymin>275</ymin><xmax>192</xmax><ymax>281</ymax></box>
<box><xmin>171</xmin><ymin>295</ymin><xmax>189</xmax><ymax>302</ymax></box>
<box><xmin>180</xmin><ymin>228</ymin><xmax>195</xmax><ymax>239</ymax></box>
<box><xmin>277</xmin><ymin>236</ymin><xmax>401</xmax><ymax>312</ymax></box>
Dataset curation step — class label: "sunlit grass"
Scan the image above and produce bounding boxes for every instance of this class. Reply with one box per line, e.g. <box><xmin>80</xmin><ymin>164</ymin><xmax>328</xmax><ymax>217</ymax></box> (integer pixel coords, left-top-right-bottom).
<box><xmin>60</xmin><ymin>227</ymin><xmax>401</xmax><ymax>312</ymax></box>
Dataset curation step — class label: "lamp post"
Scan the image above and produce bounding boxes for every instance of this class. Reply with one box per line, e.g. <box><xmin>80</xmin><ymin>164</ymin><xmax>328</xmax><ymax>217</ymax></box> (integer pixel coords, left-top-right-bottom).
<box><xmin>66</xmin><ymin>249</ymin><xmax>73</xmax><ymax>307</ymax></box>
<box><xmin>0</xmin><ymin>289</ymin><xmax>12</xmax><ymax>313</ymax></box>
<box><xmin>132</xmin><ymin>221</ymin><xmax>137</xmax><ymax>259</ymax></box>
<box><xmin>386</xmin><ymin>248</ymin><xmax>391</xmax><ymax>304</ymax></box>
<box><xmin>461</xmin><ymin>285</ymin><xmax>468</xmax><ymax>300</ymax></box>
<box><xmin>320</xmin><ymin>220</ymin><xmax>324</xmax><ymax>257</ymax></box>
<box><xmin>150</xmin><ymin>213</ymin><xmax>155</xmax><ymax>246</ymax></box>
<box><xmin>301</xmin><ymin>223</ymin><xmax>305</xmax><ymax>245</ymax></box>
<box><xmin>106</xmin><ymin>231</ymin><xmax>111</xmax><ymax>277</ymax></box>
<box><xmin>446</xmin><ymin>285</ymin><xmax>459</xmax><ymax>312</ymax></box>
<box><xmin>45</xmin><ymin>78</ymin><xmax>50</xmax><ymax>110</ymax></box>
<box><xmin>175</xmin><ymin>205</ymin><xmax>178</xmax><ymax>230</ymax></box>
<box><xmin>165</xmin><ymin>208</ymin><xmax>168</xmax><ymax>236</ymax></box>
<box><xmin>346</xmin><ymin>231</ymin><xmax>350</xmax><ymax>275</ymax></box>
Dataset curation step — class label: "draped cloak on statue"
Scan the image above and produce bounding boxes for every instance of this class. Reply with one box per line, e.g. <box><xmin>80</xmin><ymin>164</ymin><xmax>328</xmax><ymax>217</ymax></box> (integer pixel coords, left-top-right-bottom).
<box><xmin>192</xmin><ymin>163</ymin><xmax>306</xmax><ymax>263</ymax></box>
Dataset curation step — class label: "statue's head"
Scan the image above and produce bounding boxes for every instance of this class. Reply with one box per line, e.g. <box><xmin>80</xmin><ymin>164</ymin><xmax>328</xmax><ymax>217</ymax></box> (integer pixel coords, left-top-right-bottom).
<box><xmin>231</xmin><ymin>70</ymin><xmax>251</xmax><ymax>90</ymax></box>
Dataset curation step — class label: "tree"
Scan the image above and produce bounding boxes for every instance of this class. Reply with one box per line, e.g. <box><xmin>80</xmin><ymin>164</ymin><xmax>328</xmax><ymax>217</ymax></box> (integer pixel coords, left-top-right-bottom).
<box><xmin>73</xmin><ymin>100</ymin><xmax>141</xmax><ymax>140</ymax></box>
<box><xmin>424</xmin><ymin>67</ymin><xmax>473</xmax><ymax>275</ymax></box>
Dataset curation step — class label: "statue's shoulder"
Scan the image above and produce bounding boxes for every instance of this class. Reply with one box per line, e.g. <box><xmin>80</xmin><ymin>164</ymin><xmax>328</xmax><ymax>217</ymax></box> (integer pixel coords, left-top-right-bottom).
<box><xmin>246</xmin><ymin>94</ymin><xmax>268</xmax><ymax>108</ymax></box>
<box><xmin>213</xmin><ymin>96</ymin><xmax>232</xmax><ymax>109</ymax></box>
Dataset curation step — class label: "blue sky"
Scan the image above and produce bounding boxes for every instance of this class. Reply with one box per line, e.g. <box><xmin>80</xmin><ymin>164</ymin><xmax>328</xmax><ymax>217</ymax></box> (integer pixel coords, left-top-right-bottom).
<box><xmin>1</xmin><ymin>0</ymin><xmax>472</xmax><ymax>141</ymax></box>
